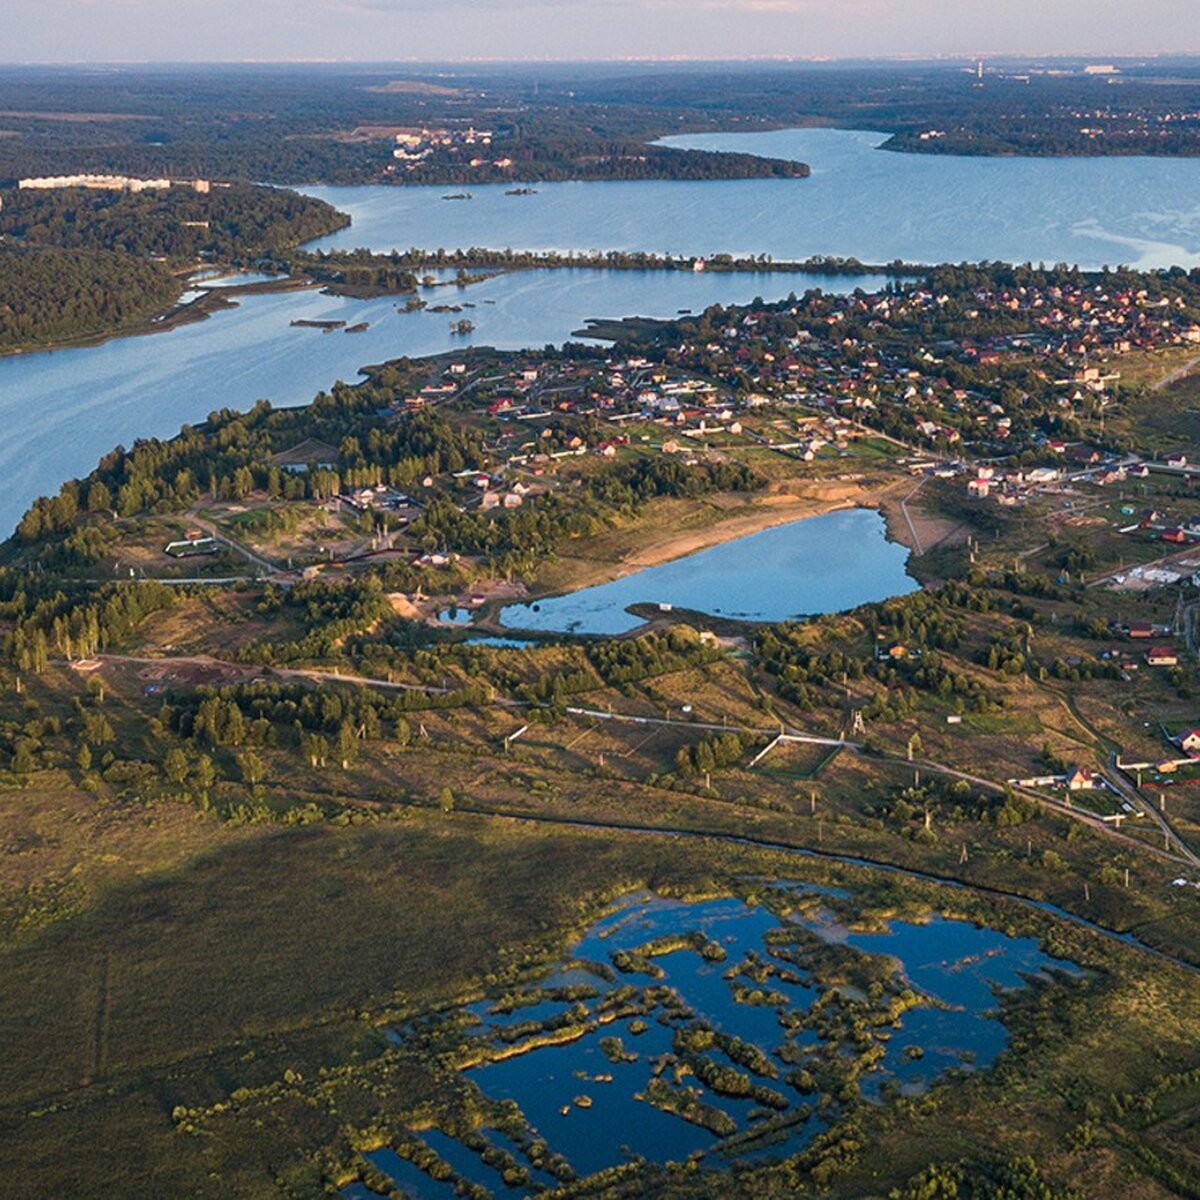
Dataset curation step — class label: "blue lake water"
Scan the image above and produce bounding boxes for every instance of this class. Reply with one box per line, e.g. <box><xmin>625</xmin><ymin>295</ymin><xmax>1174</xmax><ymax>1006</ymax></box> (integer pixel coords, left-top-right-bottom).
<box><xmin>363</xmin><ymin>1149</ymin><xmax>458</xmax><ymax>1200</ymax></box>
<box><xmin>367</xmin><ymin>889</ymin><xmax>1079</xmax><ymax>1194</ymax></box>
<box><xmin>0</xmin><ymin>266</ymin><xmax>879</xmax><ymax>538</ymax></box>
<box><xmin>10</xmin><ymin>128</ymin><xmax>1200</xmax><ymax>538</ymax></box>
<box><xmin>499</xmin><ymin>508</ymin><xmax>917</xmax><ymax>635</ymax></box>
<box><xmin>303</xmin><ymin>128</ymin><xmax>1200</xmax><ymax>271</ymax></box>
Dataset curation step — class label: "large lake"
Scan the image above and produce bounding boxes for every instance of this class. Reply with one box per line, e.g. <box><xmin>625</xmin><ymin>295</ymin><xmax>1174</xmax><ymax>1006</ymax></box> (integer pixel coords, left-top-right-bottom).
<box><xmin>303</xmin><ymin>127</ymin><xmax>1200</xmax><ymax>270</ymax></box>
<box><xmin>499</xmin><ymin>508</ymin><xmax>917</xmax><ymax>635</ymax></box>
<box><xmin>7</xmin><ymin>126</ymin><xmax>1200</xmax><ymax>536</ymax></box>
<box><xmin>0</xmin><ymin>267</ymin><xmax>881</xmax><ymax>537</ymax></box>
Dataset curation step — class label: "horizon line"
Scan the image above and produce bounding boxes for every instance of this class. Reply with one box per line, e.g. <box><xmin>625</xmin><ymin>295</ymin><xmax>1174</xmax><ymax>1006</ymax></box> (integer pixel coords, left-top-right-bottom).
<box><xmin>2</xmin><ymin>51</ymin><xmax>1200</xmax><ymax>68</ymax></box>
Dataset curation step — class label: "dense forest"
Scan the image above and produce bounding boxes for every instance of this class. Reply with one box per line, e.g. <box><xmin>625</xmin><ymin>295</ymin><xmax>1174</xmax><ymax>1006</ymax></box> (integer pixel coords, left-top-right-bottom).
<box><xmin>0</xmin><ymin>61</ymin><xmax>1199</xmax><ymax>197</ymax></box>
<box><xmin>391</xmin><ymin>140</ymin><xmax>809</xmax><ymax>184</ymax></box>
<box><xmin>0</xmin><ymin>245</ymin><xmax>181</xmax><ymax>351</ymax></box>
<box><xmin>0</xmin><ymin>65</ymin><xmax>811</xmax><ymax>185</ymax></box>
<box><xmin>0</xmin><ymin>183</ymin><xmax>348</xmax><ymax>262</ymax></box>
<box><xmin>2</xmin><ymin>62</ymin><xmax>1198</xmax><ymax>192</ymax></box>
<box><xmin>0</xmin><ymin>181</ymin><xmax>348</xmax><ymax>351</ymax></box>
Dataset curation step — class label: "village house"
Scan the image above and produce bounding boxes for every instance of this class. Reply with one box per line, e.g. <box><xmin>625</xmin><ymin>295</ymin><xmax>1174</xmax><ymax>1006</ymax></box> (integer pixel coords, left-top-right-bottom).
<box><xmin>268</xmin><ymin>438</ymin><xmax>340</xmax><ymax>474</ymax></box>
<box><xmin>1146</xmin><ymin>646</ymin><xmax>1180</xmax><ymax>668</ymax></box>
<box><xmin>1174</xmin><ymin>729</ymin><xmax>1200</xmax><ymax>755</ymax></box>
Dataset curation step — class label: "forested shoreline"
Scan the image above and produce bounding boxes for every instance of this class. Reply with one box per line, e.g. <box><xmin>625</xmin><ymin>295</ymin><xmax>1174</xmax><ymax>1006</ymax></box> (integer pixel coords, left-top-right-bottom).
<box><xmin>299</xmin><ymin>247</ymin><xmax>920</xmax><ymax>288</ymax></box>
<box><xmin>0</xmin><ymin>245</ymin><xmax>182</xmax><ymax>351</ymax></box>
<box><xmin>0</xmin><ymin>182</ymin><xmax>348</xmax><ymax>351</ymax></box>
<box><xmin>0</xmin><ymin>184</ymin><xmax>348</xmax><ymax>261</ymax></box>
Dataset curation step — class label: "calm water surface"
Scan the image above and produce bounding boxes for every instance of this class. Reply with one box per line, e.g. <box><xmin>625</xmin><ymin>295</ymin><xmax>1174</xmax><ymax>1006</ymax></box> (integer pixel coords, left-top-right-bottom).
<box><xmin>0</xmin><ymin>267</ymin><xmax>879</xmax><ymax>536</ymax></box>
<box><xmin>11</xmin><ymin>128</ymin><xmax>1200</xmax><ymax>535</ymax></box>
<box><xmin>303</xmin><ymin>128</ymin><xmax>1200</xmax><ymax>270</ymax></box>
<box><xmin>360</xmin><ymin>890</ymin><xmax>1078</xmax><ymax>1194</ymax></box>
<box><xmin>499</xmin><ymin>508</ymin><xmax>917</xmax><ymax>635</ymax></box>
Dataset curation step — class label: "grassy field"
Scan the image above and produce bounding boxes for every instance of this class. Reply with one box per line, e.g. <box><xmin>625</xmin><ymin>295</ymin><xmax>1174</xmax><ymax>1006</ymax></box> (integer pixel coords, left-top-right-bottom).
<box><xmin>4</xmin><ymin>394</ymin><xmax>1200</xmax><ymax>1196</ymax></box>
<box><xmin>3</xmin><ymin>782</ymin><xmax>1199</xmax><ymax>1199</ymax></box>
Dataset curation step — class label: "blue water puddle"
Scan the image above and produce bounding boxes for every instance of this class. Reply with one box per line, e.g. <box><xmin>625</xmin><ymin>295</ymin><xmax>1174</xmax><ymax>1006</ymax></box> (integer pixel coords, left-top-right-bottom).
<box><xmin>468</xmin><ymin>996</ymin><xmax>578</xmax><ymax>1030</ymax></box>
<box><xmin>573</xmin><ymin>894</ymin><xmax>776</xmax><ymax>960</ymax></box>
<box><xmin>418</xmin><ymin>1130</ymin><xmax>517</xmax><ymax>1193</ymax></box>
<box><xmin>844</xmin><ymin>917</ymin><xmax>1080</xmax><ymax>1000</ymax></box>
<box><xmin>474</xmin><ymin>1022</ymin><xmax>721</xmax><ymax>1176</ymax></box>
<box><xmin>463</xmin><ymin>635</ymin><xmax>536</xmax><ymax>649</ymax></box>
<box><xmin>365</xmin><ymin>1148</ymin><xmax>458</xmax><ymax>1200</ymax></box>
<box><xmin>483</xmin><ymin>1127</ymin><xmax>563</xmax><ymax>1191</ymax></box>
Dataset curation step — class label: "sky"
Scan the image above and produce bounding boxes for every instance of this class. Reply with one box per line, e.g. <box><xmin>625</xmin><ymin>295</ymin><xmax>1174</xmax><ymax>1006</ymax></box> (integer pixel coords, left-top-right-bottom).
<box><xmin>2</xmin><ymin>0</ymin><xmax>1196</xmax><ymax>63</ymax></box>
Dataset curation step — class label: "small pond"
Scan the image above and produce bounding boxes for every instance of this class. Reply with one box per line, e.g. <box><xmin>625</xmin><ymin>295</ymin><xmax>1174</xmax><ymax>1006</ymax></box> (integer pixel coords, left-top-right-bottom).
<box><xmin>499</xmin><ymin>508</ymin><xmax>917</xmax><ymax>636</ymax></box>
<box><xmin>462</xmin><ymin>635</ymin><xmax>537</xmax><ymax>650</ymax></box>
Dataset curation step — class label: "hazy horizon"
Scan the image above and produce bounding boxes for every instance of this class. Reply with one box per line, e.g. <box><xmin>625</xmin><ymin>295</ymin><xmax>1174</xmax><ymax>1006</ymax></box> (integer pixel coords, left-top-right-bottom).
<box><xmin>3</xmin><ymin>1</ymin><xmax>1197</xmax><ymax>65</ymax></box>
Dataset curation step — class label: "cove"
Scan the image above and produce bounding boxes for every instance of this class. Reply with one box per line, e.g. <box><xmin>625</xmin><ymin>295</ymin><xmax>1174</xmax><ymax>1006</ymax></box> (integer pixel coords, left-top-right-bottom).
<box><xmin>498</xmin><ymin>508</ymin><xmax>917</xmax><ymax>636</ymax></box>
<box><xmin>302</xmin><ymin>127</ymin><xmax>1200</xmax><ymax>271</ymax></box>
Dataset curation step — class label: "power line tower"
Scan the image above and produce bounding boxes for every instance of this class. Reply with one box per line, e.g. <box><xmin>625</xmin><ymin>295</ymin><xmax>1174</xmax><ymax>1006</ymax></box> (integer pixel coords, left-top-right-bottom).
<box><xmin>851</xmin><ymin>709</ymin><xmax>866</xmax><ymax>737</ymax></box>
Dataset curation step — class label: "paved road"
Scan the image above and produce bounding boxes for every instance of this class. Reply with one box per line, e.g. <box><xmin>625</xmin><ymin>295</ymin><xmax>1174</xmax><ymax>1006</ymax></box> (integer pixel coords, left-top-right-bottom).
<box><xmin>1106</xmin><ymin>751</ymin><xmax>1200</xmax><ymax>868</ymax></box>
